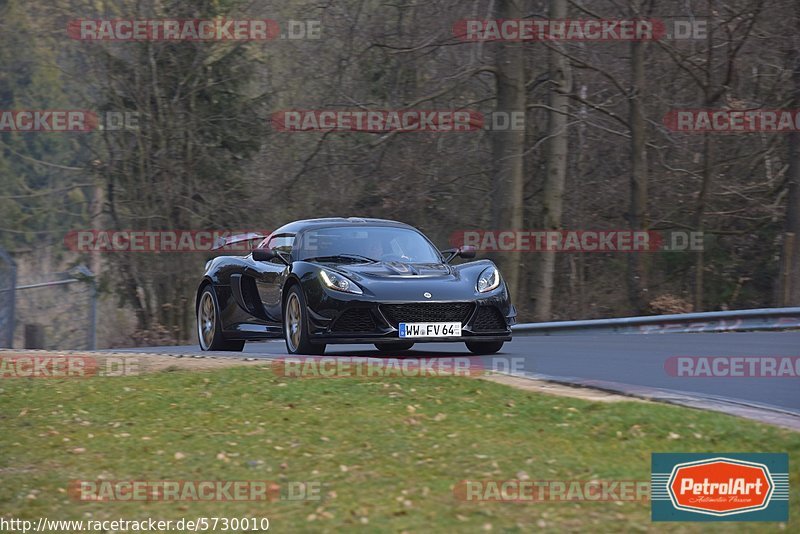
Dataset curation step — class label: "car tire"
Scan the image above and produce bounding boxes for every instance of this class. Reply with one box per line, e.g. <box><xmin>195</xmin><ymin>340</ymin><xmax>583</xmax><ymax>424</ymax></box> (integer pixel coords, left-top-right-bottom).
<box><xmin>197</xmin><ymin>285</ymin><xmax>245</xmax><ymax>352</ymax></box>
<box><xmin>465</xmin><ymin>341</ymin><xmax>504</xmax><ymax>355</ymax></box>
<box><xmin>284</xmin><ymin>285</ymin><xmax>326</xmax><ymax>355</ymax></box>
<box><xmin>374</xmin><ymin>341</ymin><xmax>414</xmax><ymax>352</ymax></box>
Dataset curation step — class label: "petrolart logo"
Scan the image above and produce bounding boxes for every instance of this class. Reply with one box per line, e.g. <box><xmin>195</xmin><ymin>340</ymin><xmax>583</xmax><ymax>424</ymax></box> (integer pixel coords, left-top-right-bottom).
<box><xmin>652</xmin><ymin>453</ymin><xmax>789</xmax><ymax>522</ymax></box>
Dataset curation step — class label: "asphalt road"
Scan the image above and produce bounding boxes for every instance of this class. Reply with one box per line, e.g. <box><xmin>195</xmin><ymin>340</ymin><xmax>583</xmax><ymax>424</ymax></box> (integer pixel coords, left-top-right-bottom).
<box><xmin>122</xmin><ymin>332</ymin><xmax>800</xmax><ymax>416</ymax></box>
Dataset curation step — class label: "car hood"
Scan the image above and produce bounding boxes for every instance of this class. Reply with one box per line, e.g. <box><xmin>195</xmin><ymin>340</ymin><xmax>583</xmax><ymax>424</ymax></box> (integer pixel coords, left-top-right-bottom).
<box><xmin>331</xmin><ymin>261</ymin><xmax>455</xmax><ymax>279</ymax></box>
<box><xmin>303</xmin><ymin>258</ymin><xmax>500</xmax><ymax>301</ymax></box>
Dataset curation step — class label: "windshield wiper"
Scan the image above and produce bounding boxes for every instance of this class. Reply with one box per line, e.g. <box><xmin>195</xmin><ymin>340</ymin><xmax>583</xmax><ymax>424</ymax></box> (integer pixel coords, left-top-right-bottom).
<box><xmin>306</xmin><ymin>254</ymin><xmax>379</xmax><ymax>263</ymax></box>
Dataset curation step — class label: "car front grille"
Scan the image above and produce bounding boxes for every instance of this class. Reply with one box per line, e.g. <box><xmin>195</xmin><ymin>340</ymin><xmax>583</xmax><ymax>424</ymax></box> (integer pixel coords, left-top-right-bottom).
<box><xmin>380</xmin><ymin>303</ymin><xmax>475</xmax><ymax>328</ymax></box>
<box><xmin>472</xmin><ymin>306</ymin><xmax>507</xmax><ymax>331</ymax></box>
<box><xmin>331</xmin><ymin>308</ymin><xmax>377</xmax><ymax>333</ymax></box>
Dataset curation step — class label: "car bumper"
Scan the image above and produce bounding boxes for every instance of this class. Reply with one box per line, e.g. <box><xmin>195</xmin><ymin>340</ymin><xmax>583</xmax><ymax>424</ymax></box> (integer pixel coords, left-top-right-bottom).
<box><xmin>319</xmin><ymin>335</ymin><xmax>512</xmax><ymax>344</ymax></box>
<box><xmin>306</xmin><ymin>288</ymin><xmax>515</xmax><ymax>344</ymax></box>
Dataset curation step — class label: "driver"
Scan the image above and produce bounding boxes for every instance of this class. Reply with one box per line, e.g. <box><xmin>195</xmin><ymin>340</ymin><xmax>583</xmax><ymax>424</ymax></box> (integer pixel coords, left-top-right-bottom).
<box><xmin>362</xmin><ymin>238</ymin><xmax>385</xmax><ymax>260</ymax></box>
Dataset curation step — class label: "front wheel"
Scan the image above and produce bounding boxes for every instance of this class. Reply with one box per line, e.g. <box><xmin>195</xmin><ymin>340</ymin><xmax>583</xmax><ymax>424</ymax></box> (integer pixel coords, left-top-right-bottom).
<box><xmin>284</xmin><ymin>286</ymin><xmax>326</xmax><ymax>355</ymax></box>
<box><xmin>197</xmin><ymin>285</ymin><xmax>245</xmax><ymax>351</ymax></box>
<box><xmin>465</xmin><ymin>341</ymin><xmax>504</xmax><ymax>355</ymax></box>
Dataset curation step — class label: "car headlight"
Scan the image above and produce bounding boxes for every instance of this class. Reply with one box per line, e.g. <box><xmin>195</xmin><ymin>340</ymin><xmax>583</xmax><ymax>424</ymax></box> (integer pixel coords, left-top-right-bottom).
<box><xmin>320</xmin><ymin>269</ymin><xmax>363</xmax><ymax>295</ymax></box>
<box><xmin>477</xmin><ymin>265</ymin><xmax>501</xmax><ymax>293</ymax></box>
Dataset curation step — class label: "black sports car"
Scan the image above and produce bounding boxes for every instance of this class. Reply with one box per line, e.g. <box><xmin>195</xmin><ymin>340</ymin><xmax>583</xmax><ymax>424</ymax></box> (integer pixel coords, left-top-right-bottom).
<box><xmin>195</xmin><ymin>218</ymin><xmax>515</xmax><ymax>354</ymax></box>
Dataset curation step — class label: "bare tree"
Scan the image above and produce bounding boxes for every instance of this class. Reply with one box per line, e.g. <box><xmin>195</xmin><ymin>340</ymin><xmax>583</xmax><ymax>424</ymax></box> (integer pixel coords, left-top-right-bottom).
<box><xmin>533</xmin><ymin>0</ymin><xmax>572</xmax><ymax>320</ymax></box>
<box><xmin>627</xmin><ymin>0</ymin><xmax>650</xmax><ymax>313</ymax></box>
<box><xmin>490</xmin><ymin>0</ymin><xmax>527</xmax><ymax>304</ymax></box>
<box><xmin>780</xmin><ymin>1</ymin><xmax>800</xmax><ymax>304</ymax></box>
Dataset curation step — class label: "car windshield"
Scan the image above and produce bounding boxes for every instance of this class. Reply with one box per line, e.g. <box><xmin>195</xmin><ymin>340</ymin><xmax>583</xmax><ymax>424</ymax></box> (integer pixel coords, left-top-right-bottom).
<box><xmin>298</xmin><ymin>226</ymin><xmax>442</xmax><ymax>263</ymax></box>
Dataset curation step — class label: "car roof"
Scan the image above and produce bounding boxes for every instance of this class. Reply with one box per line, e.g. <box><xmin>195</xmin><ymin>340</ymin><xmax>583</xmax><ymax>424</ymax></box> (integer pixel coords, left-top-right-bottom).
<box><xmin>271</xmin><ymin>217</ymin><xmax>416</xmax><ymax>235</ymax></box>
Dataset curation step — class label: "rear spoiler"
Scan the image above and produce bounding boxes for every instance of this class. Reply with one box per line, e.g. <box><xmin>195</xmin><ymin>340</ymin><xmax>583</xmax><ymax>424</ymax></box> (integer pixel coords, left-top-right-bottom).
<box><xmin>212</xmin><ymin>232</ymin><xmax>267</xmax><ymax>251</ymax></box>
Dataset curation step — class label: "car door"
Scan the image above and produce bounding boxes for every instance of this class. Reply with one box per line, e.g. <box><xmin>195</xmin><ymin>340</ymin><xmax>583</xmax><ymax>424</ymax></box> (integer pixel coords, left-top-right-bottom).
<box><xmin>252</xmin><ymin>234</ymin><xmax>294</xmax><ymax>323</ymax></box>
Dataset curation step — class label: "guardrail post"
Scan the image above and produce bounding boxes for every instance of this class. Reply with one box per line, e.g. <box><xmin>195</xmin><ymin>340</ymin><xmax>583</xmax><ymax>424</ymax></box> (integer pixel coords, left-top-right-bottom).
<box><xmin>88</xmin><ymin>276</ymin><xmax>97</xmax><ymax>350</ymax></box>
<box><xmin>24</xmin><ymin>324</ymin><xmax>45</xmax><ymax>349</ymax></box>
<box><xmin>0</xmin><ymin>248</ymin><xmax>16</xmax><ymax>348</ymax></box>
<box><xmin>783</xmin><ymin>232</ymin><xmax>795</xmax><ymax>306</ymax></box>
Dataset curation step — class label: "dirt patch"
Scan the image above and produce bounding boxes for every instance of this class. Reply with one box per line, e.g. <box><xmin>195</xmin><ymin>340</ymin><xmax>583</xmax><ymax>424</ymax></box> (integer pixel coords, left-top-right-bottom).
<box><xmin>481</xmin><ymin>373</ymin><xmax>648</xmax><ymax>403</ymax></box>
<box><xmin>0</xmin><ymin>349</ymin><xmax>267</xmax><ymax>375</ymax></box>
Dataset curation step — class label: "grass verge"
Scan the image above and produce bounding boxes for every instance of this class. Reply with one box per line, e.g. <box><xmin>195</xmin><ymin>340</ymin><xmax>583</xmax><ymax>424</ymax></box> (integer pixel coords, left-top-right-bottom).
<box><xmin>1</xmin><ymin>365</ymin><xmax>798</xmax><ymax>532</ymax></box>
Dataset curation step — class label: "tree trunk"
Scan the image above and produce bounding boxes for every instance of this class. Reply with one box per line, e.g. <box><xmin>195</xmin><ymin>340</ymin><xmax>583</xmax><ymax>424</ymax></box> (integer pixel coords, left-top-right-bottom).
<box><xmin>693</xmin><ymin>133</ymin><xmax>712</xmax><ymax>311</ymax></box>
<box><xmin>781</xmin><ymin>14</ymin><xmax>800</xmax><ymax>304</ymax></box>
<box><xmin>575</xmin><ymin>85</ymin><xmax>589</xmax><ymax>317</ymax></box>
<box><xmin>627</xmin><ymin>4</ymin><xmax>649</xmax><ymax>314</ymax></box>
<box><xmin>490</xmin><ymin>0</ymin><xmax>526</xmax><ymax>305</ymax></box>
<box><xmin>693</xmin><ymin>9</ymin><xmax>717</xmax><ymax>312</ymax></box>
<box><xmin>533</xmin><ymin>0</ymin><xmax>571</xmax><ymax>320</ymax></box>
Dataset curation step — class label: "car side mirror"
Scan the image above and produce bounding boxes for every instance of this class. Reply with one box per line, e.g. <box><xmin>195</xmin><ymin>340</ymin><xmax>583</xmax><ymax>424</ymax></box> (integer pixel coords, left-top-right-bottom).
<box><xmin>252</xmin><ymin>248</ymin><xmax>276</xmax><ymax>262</ymax></box>
<box><xmin>253</xmin><ymin>247</ymin><xmax>291</xmax><ymax>265</ymax></box>
<box><xmin>458</xmin><ymin>245</ymin><xmax>476</xmax><ymax>259</ymax></box>
<box><xmin>442</xmin><ymin>245</ymin><xmax>477</xmax><ymax>263</ymax></box>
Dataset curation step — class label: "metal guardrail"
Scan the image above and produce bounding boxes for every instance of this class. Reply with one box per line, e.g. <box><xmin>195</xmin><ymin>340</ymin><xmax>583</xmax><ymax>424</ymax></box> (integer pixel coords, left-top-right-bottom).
<box><xmin>0</xmin><ymin>265</ymin><xmax>97</xmax><ymax>350</ymax></box>
<box><xmin>512</xmin><ymin>307</ymin><xmax>800</xmax><ymax>335</ymax></box>
<box><xmin>0</xmin><ymin>247</ymin><xmax>16</xmax><ymax>348</ymax></box>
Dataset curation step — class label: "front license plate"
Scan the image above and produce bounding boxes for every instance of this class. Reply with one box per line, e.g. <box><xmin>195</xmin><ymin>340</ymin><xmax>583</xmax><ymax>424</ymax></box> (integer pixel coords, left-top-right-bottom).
<box><xmin>399</xmin><ymin>322</ymin><xmax>461</xmax><ymax>338</ymax></box>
